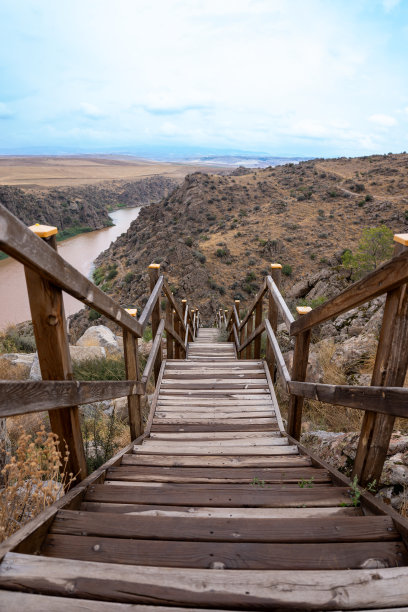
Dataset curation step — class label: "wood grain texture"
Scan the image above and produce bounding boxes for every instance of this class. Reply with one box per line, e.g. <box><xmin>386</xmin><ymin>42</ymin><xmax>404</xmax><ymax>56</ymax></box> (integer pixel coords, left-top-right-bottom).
<box><xmin>84</xmin><ymin>483</ymin><xmax>350</xmax><ymax>507</ymax></box>
<box><xmin>53</xmin><ymin>511</ymin><xmax>394</xmax><ymax>542</ymax></box>
<box><xmin>3</xmin><ymin>553</ymin><xmax>408</xmax><ymax>608</ymax></box>
<box><xmin>24</xmin><ymin>235</ymin><xmax>87</xmax><ymax>481</ymax></box>
<box><xmin>0</xmin><ymin>379</ymin><xmax>144</xmax><ymax>417</ymax></box>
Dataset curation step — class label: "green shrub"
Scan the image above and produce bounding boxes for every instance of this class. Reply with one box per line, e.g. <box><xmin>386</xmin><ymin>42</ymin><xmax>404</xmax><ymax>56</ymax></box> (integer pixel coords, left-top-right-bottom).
<box><xmin>282</xmin><ymin>264</ymin><xmax>292</xmax><ymax>276</ymax></box>
<box><xmin>106</xmin><ymin>268</ymin><xmax>118</xmax><ymax>281</ymax></box>
<box><xmin>216</xmin><ymin>248</ymin><xmax>227</xmax><ymax>258</ymax></box>
<box><xmin>124</xmin><ymin>272</ymin><xmax>134</xmax><ymax>284</ymax></box>
<box><xmin>184</xmin><ymin>237</ymin><xmax>193</xmax><ymax>247</ymax></box>
<box><xmin>88</xmin><ymin>309</ymin><xmax>102</xmax><ymax>321</ymax></box>
<box><xmin>341</xmin><ymin>225</ymin><xmax>393</xmax><ymax>278</ymax></box>
<box><xmin>365</xmin><ymin>194</ymin><xmax>373</xmax><ymax>202</ymax></box>
<box><xmin>194</xmin><ymin>251</ymin><xmax>206</xmax><ymax>264</ymax></box>
<box><xmin>92</xmin><ymin>266</ymin><xmax>105</xmax><ymax>286</ymax></box>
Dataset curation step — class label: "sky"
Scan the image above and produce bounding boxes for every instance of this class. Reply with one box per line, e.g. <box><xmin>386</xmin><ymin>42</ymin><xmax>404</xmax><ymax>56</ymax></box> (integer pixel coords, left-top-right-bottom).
<box><xmin>0</xmin><ymin>0</ymin><xmax>408</xmax><ymax>158</ymax></box>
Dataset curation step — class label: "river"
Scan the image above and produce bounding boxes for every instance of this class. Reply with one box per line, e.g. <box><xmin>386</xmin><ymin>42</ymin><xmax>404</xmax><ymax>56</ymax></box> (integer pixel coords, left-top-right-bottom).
<box><xmin>0</xmin><ymin>206</ymin><xmax>141</xmax><ymax>329</ymax></box>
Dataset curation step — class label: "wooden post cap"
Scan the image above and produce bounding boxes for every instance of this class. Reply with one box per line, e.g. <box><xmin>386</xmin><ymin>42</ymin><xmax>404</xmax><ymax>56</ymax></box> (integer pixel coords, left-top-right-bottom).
<box><xmin>394</xmin><ymin>233</ymin><xmax>408</xmax><ymax>246</ymax></box>
<box><xmin>125</xmin><ymin>308</ymin><xmax>137</xmax><ymax>317</ymax></box>
<box><xmin>234</xmin><ymin>299</ymin><xmax>240</xmax><ymax>303</ymax></box>
<box><xmin>29</xmin><ymin>223</ymin><xmax>58</xmax><ymax>238</ymax></box>
<box><xmin>181</xmin><ymin>299</ymin><xmax>187</xmax><ymax>303</ymax></box>
<box><xmin>296</xmin><ymin>306</ymin><xmax>312</xmax><ymax>315</ymax></box>
<box><xmin>270</xmin><ymin>263</ymin><xmax>282</xmax><ymax>269</ymax></box>
<box><xmin>148</xmin><ymin>263</ymin><xmax>161</xmax><ymax>269</ymax></box>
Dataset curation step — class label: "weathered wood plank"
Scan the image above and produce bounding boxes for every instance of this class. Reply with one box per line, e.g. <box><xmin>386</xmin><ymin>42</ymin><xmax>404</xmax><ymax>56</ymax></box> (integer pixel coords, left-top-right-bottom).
<box><xmin>137</xmin><ymin>275</ymin><xmax>164</xmax><ymax>332</ymax></box>
<box><xmin>266</xmin><ymin>276</ymin><xmax>294</xmax><ymax>331</ymax></box>
<box><xmin>24</xmin><ymin>241</ymin><xmax>87</xmax><ymax>481</ymax></box>
<box><xmin>141</xmin><ymin>319</ymin><xmax>165</xmax><ymax>385</ymax></box>
<box><xmin>289</xmin><ymin>380</ymin><xmax>408</xmax><ymax>418</ymax></box>
<box><xmin>84</xmin><ymin>484</ymin><xmax>349</xmax><ymax>507</ymax></box>
<box><xmin>123</xmin><ymin>330</ymin><xmax>143</xmax><ymax>440</ymax></box>
<box><xmin>265</xmin><ymin>319</ymin><xmax>291</xmax><ymax>387</ymax></box>
<box><xmin>150</xmin><ymin>423</ymin><xmax>279</xmax><ymax>432</ymax></box>
<box><xmin>122</xmin><ymin>454</ymin><xmax>312</xmax><ymax>467</ymax></box>
<box><xmin>43</xmin><ymin>534</ymin><xmax>407</xmax><ymax>570</ymax></box>
<box><xmin>5</xmin><ymin>553</ymin><xmax>408</xmax><ymax>608</ymax></box>
<box><xmin>0</xmin><ymin>379</ymin><xmax>144</xmax><ymax>417</ymax></box>
<box><xmin>148</xmin><ymin>265</ymin><xmax>163</xmax><ymax>383</ymax></box>
<box><xmin>0</xmin><ymin>591</ymin><xmax>228</xmax><ymax>612</ymax></box>
<box><xmin>106</xmin><ymin>465</ymin><xmax>330</xmax><ymax>484</ymax></box>
<box><xmin>80</xmin><ymin>502</ymin><xmax>361</xmax><ymax>518</ymax></box>
<box><xmin>54</xmin><ymin>511</ymin><xmax>394</xmax><ymax>542</ymax></box>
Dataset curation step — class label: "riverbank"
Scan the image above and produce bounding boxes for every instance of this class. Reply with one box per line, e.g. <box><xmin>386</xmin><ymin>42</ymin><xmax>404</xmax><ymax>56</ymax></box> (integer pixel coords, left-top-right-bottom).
<box><xmin>0</xmin><ymin>206</ymin><xmax>142</xmax><ymax>329</ymax></box>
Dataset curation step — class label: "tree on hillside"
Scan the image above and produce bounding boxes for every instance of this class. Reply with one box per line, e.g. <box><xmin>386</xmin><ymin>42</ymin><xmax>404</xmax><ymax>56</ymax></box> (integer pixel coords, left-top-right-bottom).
<box><xmin>341</xmin><ymin>225</ymin><xmax>394</xmax><ymax>279</ymax></box>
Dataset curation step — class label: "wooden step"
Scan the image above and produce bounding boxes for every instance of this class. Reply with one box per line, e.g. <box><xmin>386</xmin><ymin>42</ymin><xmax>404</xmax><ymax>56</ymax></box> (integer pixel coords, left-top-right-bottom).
<box><xmin>106</xmin><ymin>465</ymin><xmax>331</xmax><ymax>484</ymax></box>
<box><xmin>84</xmin><ymin>483</ymin><xmax>350</xmax><ymax>507</ymax></box>
<box><xmin>5</xmin><ymin>553</ymin><xmax>408</xmax><ymax>608</ymax></box>
<box><xmin>121</xmin><ymin>454</ymin><xmax>312</xmax><ymax>467</ymax></box>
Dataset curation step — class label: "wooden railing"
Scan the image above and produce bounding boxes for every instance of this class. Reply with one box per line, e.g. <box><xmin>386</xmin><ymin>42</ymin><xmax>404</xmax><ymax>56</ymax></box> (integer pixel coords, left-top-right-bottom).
<box><xmin>0</xmin><ymin>204</ymin><xmax>199</xmax><ymax>484</ymax></box>
<box><xmin>219</xmin><ymin>233</ymin><xmax>408</xmax><ymax>486</ymax></box>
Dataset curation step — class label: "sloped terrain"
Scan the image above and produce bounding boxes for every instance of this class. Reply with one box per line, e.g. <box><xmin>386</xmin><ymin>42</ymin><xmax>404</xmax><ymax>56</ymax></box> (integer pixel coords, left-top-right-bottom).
<box><xmin>93</xmin><ymin>153</ymin><xmax>408</xmax><ymax>322</ymax></box>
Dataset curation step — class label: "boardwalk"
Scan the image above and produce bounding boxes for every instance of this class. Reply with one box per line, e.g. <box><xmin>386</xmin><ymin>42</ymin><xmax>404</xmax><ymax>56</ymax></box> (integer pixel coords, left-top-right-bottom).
<box><xmin>1</xmin><ymin>330</ymin><xmax>408</xmax><ymax>609</ymax></box>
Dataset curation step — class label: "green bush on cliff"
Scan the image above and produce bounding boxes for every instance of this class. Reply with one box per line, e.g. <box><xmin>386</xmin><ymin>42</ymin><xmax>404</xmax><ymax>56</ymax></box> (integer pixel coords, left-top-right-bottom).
<box><xmin>342</xmin><ymin>225</ymin><xmax>394</xmax><ymax>279</ymax></box>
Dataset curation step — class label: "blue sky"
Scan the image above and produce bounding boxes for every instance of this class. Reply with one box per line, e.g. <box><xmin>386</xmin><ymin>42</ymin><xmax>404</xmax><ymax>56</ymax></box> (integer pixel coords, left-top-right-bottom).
<box><xmin>1</xmin><ymin>0</ymin><xmax>408</xmax><ymax>157</ymax></box>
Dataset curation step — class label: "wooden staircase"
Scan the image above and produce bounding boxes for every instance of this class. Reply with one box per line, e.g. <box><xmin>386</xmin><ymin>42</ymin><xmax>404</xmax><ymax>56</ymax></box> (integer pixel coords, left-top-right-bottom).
<box><xmin>1</xmin><ymin>206</ymin><xmax>408</xmax><ymax>609</ymax></box>
<box><xmin>2</xmin><ymin>330</ymin><xmax>408</xmax><ymax>609</ymax></box>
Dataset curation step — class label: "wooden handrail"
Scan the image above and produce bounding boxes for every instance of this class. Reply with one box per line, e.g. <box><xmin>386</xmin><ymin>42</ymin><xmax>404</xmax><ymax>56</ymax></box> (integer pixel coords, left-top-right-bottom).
<box><xmin>164</xmin><ymin>321</ymin><xmax>186</xmax><ymax>353</ymax></box>
<box><xmin>0</xmin><ymin>379</ymin><xmax>145</xmax><ymax>418</ymax></box>
<box><xmin>266</xmin><ymin>276</ymin><xmax>294</xmax><ymax>332</ymax></box>
<box><xmin>232</xmin><ymin>304</ymin><xmax>240</xmax><ymax>330</ymax></box>
<box><xmin>239</xmin><ymin>320</ymin><xmax>265</xmax><ymax>353</ymax></box>
<box><xmin>264</xmin><ymin>319</ymin><xmax>291</xmax><ymax>388</ymax></box>
<box><xmin>138</xmin><ymin>275</ymin><xmax>164</xmax><ymax>331</ymax></box>
<box><xmin>288</xmin><ymin>381</ymin><xmax>408</xmax><ymax>418</ymax></box>
<box><xmin>141</xmin><ymin>319</ymin><xmax>165</xmax><ymax>384</ymax></box>
<box><xmin>290</xmin><ymin>248</ymin><xmax>408</xmax><ymax>335</ymax></box>
<box><xmin>0</xmin><ymin>204</ymin><xmax>143</xmax><ymax>338</ymax></box>
<box><xmin>232</xmin><ymin>323</ymin><xmax>240</xmax><ymax>351</ymax></box>
<box><xmin>162</xmin><ymin>279</ymin><xmax>186</xmax><ymax>335</ymax></box>
<box><xmin>239</xmin><ymin>278</ymin><xmax>267</xmax><ymax>331</ymax></box>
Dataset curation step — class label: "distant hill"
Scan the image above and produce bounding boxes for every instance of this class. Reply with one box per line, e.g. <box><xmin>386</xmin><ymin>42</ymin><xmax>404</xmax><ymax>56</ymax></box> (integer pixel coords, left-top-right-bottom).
<box><xmin>90</xmin><ymin>153</ymin><xmax>408</xmax><ymax>323</ymax></box>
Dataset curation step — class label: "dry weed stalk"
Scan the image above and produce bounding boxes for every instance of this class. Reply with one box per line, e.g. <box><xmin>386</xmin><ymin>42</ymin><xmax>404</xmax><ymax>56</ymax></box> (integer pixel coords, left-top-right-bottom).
<box><xmin>0</xmin><ymin>425</ymin><xmax>75</xmax><ymax>542</ymax></box>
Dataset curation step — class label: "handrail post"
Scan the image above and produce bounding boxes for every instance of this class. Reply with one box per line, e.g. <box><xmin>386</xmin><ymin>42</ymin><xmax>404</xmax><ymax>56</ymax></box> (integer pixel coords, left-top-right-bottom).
<box><xmin>266</xmin><ymin>264</ymin><xmax>282</xmax><ymax>380</ymax></box>
<box><xmin>234</xmin><ymin>300</ymin><xmax>241</xmax><ymax>357</ymax></box>
<box><xmin>148</xmin><ymin>264</ymin><xmax>163</xmax><ymax>384</ymax></box>
<box><xmin>254</xmin><ymin>299</ymin><xmax>263</xmax><ymax>359</ymax></box>
<box><xmin>181</xmin><ymin>299</ymin><xmax>192</xmax><ymax>349</ymax></box>
<box><xmin>286</xmin><ymin>306</ymin><xmax>312</xmax><ymax>440</ymax></box>
<box><xmin>165</xmin><ymin>300</ymin><xmax>174</xmax><ymax>359</ymax></box>
<box><xmin>24</xmin><ymin>224</ymin><xmax>87</xmax><ymax>482</ymax></box>
<box><xmin>174</xmin><ymin>308</ymin><xmax>181</xmax><ymax>359</ymax></box>
<box><xmin>123</xmin><ymin>318</ymin><xmax>143</xmax><ymax>440</ymax></box>
<box><xmin>245</xmin><ymin>313</ymin><xmax>253</xmax><ymax>359</ymax></box>
<box><xmin>353</xmin><ymin>233</ymin><xmax>408</xmax><ymax>486</ymax></box>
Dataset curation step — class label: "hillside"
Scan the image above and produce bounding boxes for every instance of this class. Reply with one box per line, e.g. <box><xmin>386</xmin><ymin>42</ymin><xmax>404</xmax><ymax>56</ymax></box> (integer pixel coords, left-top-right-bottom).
<box><xmin>88</xmin><ymin>153</ymin><xmax>408</xmax><ymax>322</ymax></box>
<box><xmin>0</xmin><ymin>176</ymin><xmax>178</xmax><ymax>238</ymax></box>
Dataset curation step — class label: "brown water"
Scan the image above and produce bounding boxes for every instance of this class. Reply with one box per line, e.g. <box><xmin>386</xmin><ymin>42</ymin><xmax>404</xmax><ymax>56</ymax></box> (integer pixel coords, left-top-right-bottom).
<box><xmin>0</xmin><ymin>206</ymin><xmax>141</xmax><ymax>329</ymax></box>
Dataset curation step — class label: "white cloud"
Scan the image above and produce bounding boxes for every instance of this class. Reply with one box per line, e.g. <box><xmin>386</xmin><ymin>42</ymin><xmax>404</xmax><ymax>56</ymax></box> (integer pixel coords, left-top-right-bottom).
<box><xmin>369</xmin><ymin>114</ymin><xmax>397</xmax><ymax>127</ymax></box>
<box><xmin>382</xmin><ymin>0</ymin><xmax>401</xmax><ymax>12</ymax></box>
<box><xmin>0</xmin><ymin>102</ymin><xmax>14</xmax><ymax>118</ymax></box>
<box><xmin>78</xmin><ymin>102</ymin><xmax>104</xmax><ymax>119</ymax></box>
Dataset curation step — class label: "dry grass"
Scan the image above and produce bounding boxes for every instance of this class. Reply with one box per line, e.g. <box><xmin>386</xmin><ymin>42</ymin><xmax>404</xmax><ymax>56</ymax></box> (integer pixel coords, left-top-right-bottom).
<box><xmin>0</xmin><ymin>426</ymin><xmax>75</xmax><ymax>542</ymax></box>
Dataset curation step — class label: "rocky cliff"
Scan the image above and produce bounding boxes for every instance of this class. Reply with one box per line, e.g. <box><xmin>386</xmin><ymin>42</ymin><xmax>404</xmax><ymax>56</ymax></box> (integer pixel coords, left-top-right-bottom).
<box><xmin>91</xmin><ymin>153</ymin><xmax>408</xmax><ymax>322</ymax></box>
<box><xmin>0</xmin><ymin>175</ymin><xmax>178</xmax><ymax>234</ymax></box>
